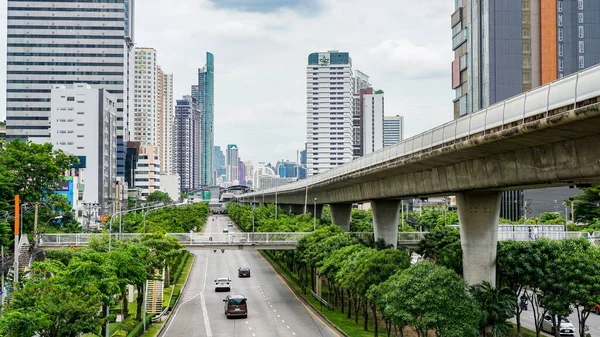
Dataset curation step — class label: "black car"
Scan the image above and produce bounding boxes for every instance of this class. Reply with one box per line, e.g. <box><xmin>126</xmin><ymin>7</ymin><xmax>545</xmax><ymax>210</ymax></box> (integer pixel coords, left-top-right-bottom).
<box><xmin>238</xmin><ymin>267</ymin><xmax>251</xmax><ymax>277</ymax></box>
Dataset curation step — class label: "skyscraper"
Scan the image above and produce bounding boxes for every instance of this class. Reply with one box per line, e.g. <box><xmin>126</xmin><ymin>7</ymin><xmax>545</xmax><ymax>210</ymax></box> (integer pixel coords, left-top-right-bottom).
<box><xmin>173</xmin><ymin>95</ymin><xmax>201</xmax><ymax>192</ymax></box>
<box><xmin>450</xmin><ymin>0</ymin><xmax>600</xmax><ymax>119</ymax></box>
<box><xmin>162</xmin><ymin>73</ymin><xmax>175</xmax><ymax>174</ymax></box>
<box><xmin>354</xmin><ymin>87</ymin><xmax>384</xmax><ymax>156</ymax></box>
<box><xmin>192</xmin><ymin>52</ymin><xmax>215</xmax><ymax>186</ymax></box>
<box><xmin>133</xmin><ymin>48</ymin><xmax>158</xmax><ymax>145</ymax></box>
<box><xmin>383</xmin><ymin>115</ymin><xmax>404</xmax><ymax>147</ymax></box>
<box><xmin>306</xmin><ymin>51</ymin><xmax>354</xmax><ymax>176</ymax></box>
<box><xmin>226</xmin><ymin>144</ymin><xmax>239</xmax><ymax>183</ymax></box>
<box><xmin>6</xmin><ymin>0</ymin><xmax>135</xmax><ymax>176</ymax></box>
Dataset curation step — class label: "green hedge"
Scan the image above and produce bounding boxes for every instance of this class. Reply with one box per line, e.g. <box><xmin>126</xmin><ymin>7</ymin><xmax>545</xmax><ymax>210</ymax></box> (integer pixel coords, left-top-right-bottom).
<box><xmin>126</xmin><ymin>314</ymin><xmax>156</xmax><ymax>337</ymax></box>
<box><xmin>171</xmin><ymin>252</ymin><xmax>189</xmax><ymax>284</ymax></box>
<box><xmin>169</xmin><ymin>287</ymin><xmax>181</xmax><ymax>310</ymax></box>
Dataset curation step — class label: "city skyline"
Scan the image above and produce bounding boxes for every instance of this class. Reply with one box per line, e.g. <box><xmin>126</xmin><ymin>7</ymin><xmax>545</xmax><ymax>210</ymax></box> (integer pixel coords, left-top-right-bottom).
<box><xmin>0</xmin><ymin>0</ymin><xmax>453</xmax><ymax>166</ymax></box>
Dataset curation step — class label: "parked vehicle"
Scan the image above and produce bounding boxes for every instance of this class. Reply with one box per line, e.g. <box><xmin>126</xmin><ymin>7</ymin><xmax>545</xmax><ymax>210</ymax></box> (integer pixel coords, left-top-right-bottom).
<box><xmin>223</xmin><ymin>294</ymin><xmax>247</xmax><ymax>318</ymax></box>
<box><xmin>542</xmin><ymin>315</ymin><xmax>575</xmax><ymax>337</ymax></box>
<box><xmin>238</xmin><ymin>267</ymin><xmax>251</xmax><ymax>277</ymax></box>
<box><xmin>223</xmin><ymin>228</ymin><xmax>229</xmax><ymax>233</ymax></box>
<box><xmin>215</xmin><ymin>277</ymin><xmax>232</xmax><ymax>292</ymax></box>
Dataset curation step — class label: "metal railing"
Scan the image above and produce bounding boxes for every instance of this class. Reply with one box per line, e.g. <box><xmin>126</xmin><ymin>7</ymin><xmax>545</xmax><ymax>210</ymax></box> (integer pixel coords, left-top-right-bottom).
<box><xmin>38</xmin><ymin>230</ymin><xmax>597</xmax><ymax>248</ymax></box>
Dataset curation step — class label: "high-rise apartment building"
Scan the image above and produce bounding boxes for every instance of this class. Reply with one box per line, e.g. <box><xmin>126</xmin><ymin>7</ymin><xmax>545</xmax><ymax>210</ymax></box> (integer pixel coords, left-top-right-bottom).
<box><xmin>306</xmin><ymin>51</ymin><xmax>354</xmax><ymax>176</ymax></box>
<box><xmin>356</xmin><ymin>88</ymin><xmax>384</xmax><ymax>156</ymax></box>
<box><xmin>50</xmin><ymin>83</ymin><xmax>116</xmax><ymax>213</ymax></box>
<box><xmin>134</xmin><ymin>145</ymin><xmax>161</xmax><ymax>197</ymax></box>
<box><xmin>244</xmin><ymin>160</ymin><xmax>254</xmax><ymax>184</ymax></box>
<box><xmin>238</xmin><ymin>161</ymin><xmax>246</xmax><ymax>185</ymax></box>
<box><xmin>450</xmin><ymin>0</ymin><xmax>600</xmax><ymax>119</ymax></box>
<box><xmin>383</xmin><ymin>115</ymin><xmax>404</xmax><ymax>147</ymax></box>
<box><xmin>173</xmin><ymin>95</ymin><xmax>201</xmax><ymax>193</ymax></box>
<box><xmin>162</xmin><ymin>73</ymin><xmax>175</xmax><ymax>174</ymax></box>
<box><xmin>156</xmin><ymin>65</ymin><xmax>165</xmax><ymax>168</ymax></box>
<box><xmin>6</xmin><ymin>0</ymin><xmax>135</xmax><ymax>176</ymax></box>
<box><xmin>226</xmin><ymin>144</ymin><xmax>239</xmax><ymax>183</ymax></box>
<box><xmin>133</xmin><ymin>47</ymin><xmax>157</xmax><ymax>145</ymax></box>
<box><xmin>192</xmin><ymin>52</ymin><xmax>215</xmax><ymax>186</ymax></box>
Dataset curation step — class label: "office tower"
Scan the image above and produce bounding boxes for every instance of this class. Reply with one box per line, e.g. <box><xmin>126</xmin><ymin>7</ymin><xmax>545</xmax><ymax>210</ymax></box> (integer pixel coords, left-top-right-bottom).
<box><xmin>354</xmin><ymin>70</ymin><xmax>371</xmax><ymax>93</ymax></box>
<box><xmin>163</xmin><ymin>73</ymin><xmax>175</xmax><ymax>174</ymax></box>
<box><xmin>450</xmin><ymin>0</ymin><xmax>599</xmax><ymax>220</ymax></box>
<box><xmin>50</xmin><ymin>83</ymin><xmax>116</xmax><ymax>213</ymax></box>
<box><xmin>355</xmin><ymin>88</ymin><xmax>384</xmax><ymax>156</ymax></box>
<box><xmin>383</xmin><ymin>115</ymin><xmax>404</xmax><ymax>147</ymax></box>
<box><xmin>156</xmin><ymin>65</ymin><xmax>165</xmax><ymax>169</ymax></box>
<box><xmin>226</xmin><ymin>144</ymin><xmax>239</xmax><ymax>183</ymax></box>
<box><xmin>238</xmin><ymin>161</ymin><xmax>246</xmax><ymax>185</ymax></box>
<box><xmin>192</xmin><ymin>52</ymin><xmax>215</xmax><ymax>186</ymax></box>
<box><xmin>306</xmin><ymin>51</ymin><xmax>354</xmax><ymax>176</ymax></box>
<box><xmin>133</xmin><ymin>47</ymin><xmax>157</xmax><ymax>145</ymax></box>
<box><xmin>134</xmin><ymin>145</ymin><xmax>161</xmax><ymax>197</ymax></box>
<box><xmin>244</xmin><ymin>160</ymin><xmax>254</xmax><ymax>184</ymax></box>
<box><xmin>299</xmin><ymin>147</ymin><xmax>307</xmax><ymax>179</ymax></box>
<box><xmin>450</xmin><ymin>0</ymin><xmax>600</xmax><ymax>119</ymax></box>
<box><xmin>276</xmin><ymin>160</ymin><xmax>299</xmax><ymax>178</ymax></box>
<box><xmin>125</xmin><ymin>141</ymin><xmax>141</xmax><ymax>189</ymax></box>
<box><xmin>173</xmin><ymin>95</ymin><xmax>201</xmax><ymax>193</ymax></box>
<box><xmin>6</xmin><ymin>0</ymin><xmax>135</xmax><ymax>176</ymax></box>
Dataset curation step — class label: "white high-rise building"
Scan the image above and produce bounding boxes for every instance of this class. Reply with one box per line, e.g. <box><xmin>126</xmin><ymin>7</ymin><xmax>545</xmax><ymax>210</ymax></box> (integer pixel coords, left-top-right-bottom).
<box><xmin>133</xmin><ymin>47</ymin><xmax>157</xmax><ymax>145</ymax></box>
<box><xmin>383</xmin><ymin>115</ymin><xmax>404</xmax><ymax>147</ymax></box>
<box><xmin>361</xmin><ymin>89</ymin><xmax>384</xmax><ymax>155</ymax></box>
<box><xmin>6</xmin><ymin>0</ymin><xmax>135</xmax><ymax>176</ymax></box>
<box><xmin>163</xmin><ymin>73</ymin><xmax>175</xmax><ymax>174</ymax></box>
<box><xmin>226</xmin><ymin>144</ymin><xmax>239</xmax><ymax>183</ymax></box>
<box><xmin>354</xmin><ymin>70</ymin><xmax>370</xmax><ymax>94</ymax></box>
<box><xmin>50</xmin><ymin>84</ymin><xmax>117</xmax><ymax>213</ymax></box>
<box><xmin>306</xmin><ymin>51</ymin><xmax>354</xmax><ymax>176</ymax></box>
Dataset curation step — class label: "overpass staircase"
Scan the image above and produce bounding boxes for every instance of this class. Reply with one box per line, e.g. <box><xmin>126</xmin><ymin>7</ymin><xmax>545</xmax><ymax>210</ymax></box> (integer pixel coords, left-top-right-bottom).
<box><xmin>145</xmin><ymin>269</ymin><xmax>165</xmax><ymax>314</ymax></box>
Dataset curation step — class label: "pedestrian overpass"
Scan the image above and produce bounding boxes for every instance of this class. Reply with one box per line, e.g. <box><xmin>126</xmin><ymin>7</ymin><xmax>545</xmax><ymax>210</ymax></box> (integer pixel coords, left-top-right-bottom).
<box><xmin>38</xmin><ymin>229</ymin><xmax>593</xmax><ymax>250</ymax></box>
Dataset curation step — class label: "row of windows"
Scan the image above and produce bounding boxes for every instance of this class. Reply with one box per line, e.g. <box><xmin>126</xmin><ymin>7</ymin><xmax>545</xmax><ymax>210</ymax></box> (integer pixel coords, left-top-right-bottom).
<box><xmin>8</xmin><ymin>16</ymin><xmax>124</xmax><ymax>21</ymax></box>
<box><xmin>8</xmin><ymin>34</ymin><xmax>124</xmax><ymax>39</ymax></box>
<box><xmin>6</xmin><ymin>116</ymin><xmax>48</xmax><ymax>120</ymax></box>
<box><xmin>8</xmin><ymin>0</ymin><xmax>125</xmax><ymax>3</ymax></box>
<box><xmin>7</xmin><ymin>80</ymin><xmax>123</xmax><ymax>84</ymax></box>
<box><xmin>8</xmin><ymin>25</ymin><xmax>124</xmax><ymax>30</ymax></box>
<box><xmin>6</xmin><ymin>107</ymin><xmax>51</xmax><ymax>111</ymax></box>
<box><xmin>7</xmin><ymin>98</ymin><xmax>51</xmax><ymax>102</ymax></box>
<box><xmin>8</xmin><ymin>61</ymin><xmax>123</xmax><ymax>67</ymax></box>
<box><xmin>8</xmin><ymin>70</ymin><xmax>123</xmax><ymax>75</ymax></box>
<box><xmin>8</xmin><ymin>52</ymin><xmax>123</xmax><ymax>57</ymax></box>
<box><xmin>5</xmin><ymin>125</ymin><xmax>50</xmax><ymax>129</ymax></box>
<box><xmin>9</xmin><ymin>7</ymin><xmax>124</xmax><ymax>12</ymax></box>
<box><xmin>8</xmin><ymin>43</ymin><xmax>123</xmax><ymax>48</ymax></box>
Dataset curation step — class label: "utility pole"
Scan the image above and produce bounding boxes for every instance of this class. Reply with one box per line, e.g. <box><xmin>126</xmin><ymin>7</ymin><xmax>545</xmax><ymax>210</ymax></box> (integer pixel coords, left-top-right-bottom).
<box><xmin>1</xmin><ymin>245</ymin><xmax>5</xmax><ymax>313</ymax></box>
<box><xmin>33</xmin><ymin>203</ymin><xmax>39</xmax><ymax>247</ymax></box>
<box><xmin>13</xmin><ymin>195</ymin><xmax>20</xmax><ymax>284</ymax></box>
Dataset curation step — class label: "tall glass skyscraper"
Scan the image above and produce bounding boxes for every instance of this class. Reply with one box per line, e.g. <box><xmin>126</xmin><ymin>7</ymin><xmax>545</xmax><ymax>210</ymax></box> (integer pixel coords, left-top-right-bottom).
<box><xmin>193</xmin><ymin>52</ymin><xmax>215</xmax><ymax>186</ymax></box>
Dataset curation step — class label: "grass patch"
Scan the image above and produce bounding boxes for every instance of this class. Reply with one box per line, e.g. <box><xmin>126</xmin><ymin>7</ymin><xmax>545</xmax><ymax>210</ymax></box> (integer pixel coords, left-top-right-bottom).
<box><xmin>140</xmin><ymin>322</ymin><xmax>164</xmax><ymax>337</ymax></box>
<box><xmin>108</xmin><ymin>322</ymin><xmax>121</xmax><ymax>335</ymax></box>
<box><xmin>506</xmin><ymin>323</ymin><xmax>542</xmax><ymax>337</ymax></box>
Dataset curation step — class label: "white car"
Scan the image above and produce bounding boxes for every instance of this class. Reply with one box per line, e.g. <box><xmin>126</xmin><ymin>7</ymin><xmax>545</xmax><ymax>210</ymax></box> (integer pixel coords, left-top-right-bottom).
<box><xmin>215</xmin><ymin>277</ymin><xmax>232</xmax><ymax>292</ymax></box>
<box><xmin>542</xmin><ymin>315</ymin><xmax>575</xmax><ymax>336</ymax></box>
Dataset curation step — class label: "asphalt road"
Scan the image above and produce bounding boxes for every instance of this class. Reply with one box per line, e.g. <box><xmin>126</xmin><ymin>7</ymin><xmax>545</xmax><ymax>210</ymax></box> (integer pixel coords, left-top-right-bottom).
<box><xmin>160</xmin><ymin>214</ymin><xmax>341</xmax><ymax>337</ymax></box>
<box><xmin>514</xmin><ymin>301</ymin><xmax>600</xmax><ymax>336</ymax></box>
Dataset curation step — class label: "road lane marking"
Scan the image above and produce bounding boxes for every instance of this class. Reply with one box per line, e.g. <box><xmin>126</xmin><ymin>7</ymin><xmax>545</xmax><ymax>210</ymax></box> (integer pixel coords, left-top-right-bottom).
<box><xmin>259</xmin><ymin>253</ymin><xmax>341</xmax><ymax>337</ymax></box>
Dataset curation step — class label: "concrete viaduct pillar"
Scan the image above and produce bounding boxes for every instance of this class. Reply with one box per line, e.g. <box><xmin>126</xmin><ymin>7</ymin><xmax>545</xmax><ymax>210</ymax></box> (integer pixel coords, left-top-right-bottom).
<box><xmin>456</xmin><ymin>191</ymin><xmax>501</xmax><ymax>286</ymax></box>
<box><xmin>371</xmin><ymin>199</ymin><xmax>401</xmax><ymax>249</ymax></box>
<box><xmin>329</xmin><ymin>203</ymin><xmax>353</xmax><ymax>231</ymax></box>
<box><xmin>290</xmin><ymin>204</ymin><xmax>305</xmax><ymax>215</ymax></box>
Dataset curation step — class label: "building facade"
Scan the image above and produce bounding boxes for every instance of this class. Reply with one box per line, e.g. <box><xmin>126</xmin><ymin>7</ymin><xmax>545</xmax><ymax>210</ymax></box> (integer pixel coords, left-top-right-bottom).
<box><xmin>359</xmin><ymin>88</ymin><xmax>384</xmax><ymax>155</ymax></box>
<box><xmin>159</xmin><ymin>173</ymin><xmax>180</xmax><ymax>201</ymax></box>
<box><xmin>132</xmin><ymin>47</ymin><xmax>157</xmax><ymax>145</ymax></box>
<box><xmin>6</xmin><ymin>0</ymin><xmax>135</xmax><ymax>176</ymax></box>
<box><xmin>134</xmin><ymin>145</ymin><xmax>161</xmax><ymax>197</ymax></box>
<box><xmin>238</xmin><ymin>161</ymin><xmax>246</xmax><ymax>185</ymax></box>
<box><xmin>192</xmin><ymin>52</ymin><xmax>215</xmax><ymax>186</ymax></box>
<box><xmin>306</xmin><ymin>51</ymin><xmax>354</xmax><ymax>176</ymax></box>
<box><xmin>50</xmin><ymin>84</ymin><xmax>116</xmax><ymax>213</ymax></box>
<box><xmin>383</xmin><ymin>115</ymin><xmax>404</xmax><ymax>147</ymax></box>
<box><xmin>162</xmin><ymin>72</ymin><xmax>174</xmax><ymax>174</ymax></box>
<box><xmin>450</xmin><ymin>0</ymin><xmax>600</xmax><ymax>220</ymax></box>
<box><xmin>225</xmin><ymin>144</ymin><xmax>239</xmax><ymax>183</ymax></box>
<box><xmin>173</xmin><ymin>95</ymin><xmax>201</xmax><ymax>193</ymax></box>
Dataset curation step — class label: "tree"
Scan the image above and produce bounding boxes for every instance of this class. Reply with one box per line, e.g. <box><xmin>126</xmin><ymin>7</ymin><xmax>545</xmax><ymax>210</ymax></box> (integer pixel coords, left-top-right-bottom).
<box><xmin>381</xmin><ymin>262</ymin><xmax>480</xmax><ymax>337</ymax></box>
<box><xmin>416</xmin><ymin>225</ymin><xmax>462</xmax><ymax>274</ymax></box>
<box><xmin>471</xmin><ymin>281</ymin><xmax>515</xmax><ymax>336</ymax></box>
<box><xmin>0</xmin><ymin>139</ymin><xmax>76</xmax><ymax>210</ymax></box>
<box><xmin>0</xmin><ymin>310</ymin><xmax>50</xmax><ymax>337</ymax></box>
<box><xmin>572</xmin><ymin>184</ymin><xmax>600</xmax><ymax>223</ymax></box>
<box><xmin>539</xmin><ymin>212</ymin><xmax>566</xmax><ymax>225</ymax></box>
<box><xmin>145</xmin><ymin>190</ymin><xmax>171</xmax><ymax>205</ymax></box>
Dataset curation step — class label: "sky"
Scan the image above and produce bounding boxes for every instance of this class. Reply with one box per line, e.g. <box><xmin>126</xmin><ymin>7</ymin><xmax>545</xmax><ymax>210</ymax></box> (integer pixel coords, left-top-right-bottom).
<box><xmin>0</xmin><ymin>0</ymin><xmax>455</xmax><ymax>166</ymax></box>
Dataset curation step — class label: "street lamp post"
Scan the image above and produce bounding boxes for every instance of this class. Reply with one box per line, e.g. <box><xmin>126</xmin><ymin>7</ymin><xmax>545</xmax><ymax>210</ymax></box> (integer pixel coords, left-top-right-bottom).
<box><xmin>313</xmin><ymin>198</ymin><xmax>317</xmax><ymax>231</ymax></box>
<box><xmin>36</xmin><ymin>215</ymin><xmax>63</xmax><ymax>247</ymax></box>
<box><xmin>252</xmin><ymin>194</ymin><xmax>256</xmax><ymax>241</ymax></box>
<box><xmin>142</xmin><ymin>203</ymin><xmax>169</xmax><ymax>233</ymax></box>
<box><xmin>108</xmin><ymin>202</ymin><xmax>169</xmax><ymax>251</ymax></box>
<box><xmin>275</xmin><ymin>186</ymin><xmax>278</xmax><ymax>220</ymax></box>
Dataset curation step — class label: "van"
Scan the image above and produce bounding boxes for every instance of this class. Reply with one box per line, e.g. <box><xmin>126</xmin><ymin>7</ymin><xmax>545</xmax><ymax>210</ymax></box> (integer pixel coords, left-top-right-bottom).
<box><xmin>223</xmin><ymin>294</ymin><xmax>247</xmax><ymax>318</ymax></box>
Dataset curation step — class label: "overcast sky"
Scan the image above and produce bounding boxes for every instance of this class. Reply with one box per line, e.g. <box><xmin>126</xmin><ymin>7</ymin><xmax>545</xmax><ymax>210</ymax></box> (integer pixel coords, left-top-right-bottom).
<box><xmin>0</xmin><ymin>0</ymin><xmax>455</xmax><ymax>166</ymax></box>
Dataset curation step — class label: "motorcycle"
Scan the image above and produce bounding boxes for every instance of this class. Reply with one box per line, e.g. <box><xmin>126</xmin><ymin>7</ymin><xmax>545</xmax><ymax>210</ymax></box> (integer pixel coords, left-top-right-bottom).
<box><xmin>520</xmin><ymin>299</ymin><xmax>528</xmax><ymax>311</ymax></box>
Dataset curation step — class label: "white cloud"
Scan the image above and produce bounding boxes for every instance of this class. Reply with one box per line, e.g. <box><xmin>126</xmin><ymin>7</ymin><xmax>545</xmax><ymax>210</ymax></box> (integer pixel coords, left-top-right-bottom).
<box><xmin>0</xmin><ymin>0</ymin><xmax>455</xmax><ymax>166</ymax></box>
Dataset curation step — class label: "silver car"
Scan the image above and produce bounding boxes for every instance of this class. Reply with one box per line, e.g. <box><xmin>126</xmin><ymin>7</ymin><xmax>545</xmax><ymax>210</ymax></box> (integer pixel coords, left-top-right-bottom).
<box><xmin>542</xmin><ymin>315</ymin><xmax>575</xmax><ymax>337</ymax></box>
<box><xmin>215</xmin><ymin>277</ymin><xmax>232</xmax><ymax>292</ymax></box>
